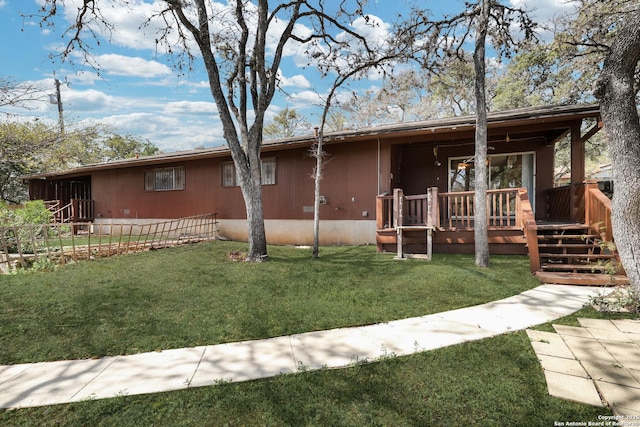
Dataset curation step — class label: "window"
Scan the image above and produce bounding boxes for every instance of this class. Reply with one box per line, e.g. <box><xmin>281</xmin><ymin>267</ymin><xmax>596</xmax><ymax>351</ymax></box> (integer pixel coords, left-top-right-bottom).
<box><xmin>145</xmin><ymin>166</ymin><xmax>185</xmax><ymax>191</ymax></box>
<box><xmin>261</xmin><ymin>157</ymin><xmax>276</xmax><ymax>185</ymax></box>
<box><xmin>448</xmin><ymin>152</ymin><xmax>534</xmax><ymax>193</ymax></box>
<box><xmin>222</xmin><ymin>157</ymin><xmax>277</xmax><ymax>187</ymax></box>
<box><xmin>448</xmin><ymin>152</ymin><xmax>536</xmax><ymax>213</ymax></box>
<box><xmin>222</xmin><ymin>162</ymin><xmax>237</xmax><ymax>187</ymax></box>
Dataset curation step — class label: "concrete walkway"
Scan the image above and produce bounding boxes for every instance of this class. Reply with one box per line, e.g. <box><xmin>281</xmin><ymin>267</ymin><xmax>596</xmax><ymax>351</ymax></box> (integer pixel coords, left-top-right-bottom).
<box><xmin>528</xmin><ymin>318</ymin><xmax>640</xmax><ymax>417</ymax></box>
<box><xmin>0</xmin><ymin>284</ymin><xmax>601</xmax><ymax>410</ymax></box>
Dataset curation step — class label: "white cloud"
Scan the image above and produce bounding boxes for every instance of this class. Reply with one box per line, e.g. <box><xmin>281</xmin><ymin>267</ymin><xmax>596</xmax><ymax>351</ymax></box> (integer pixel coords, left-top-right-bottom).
<box><xmin>163</xmin><ymin>101</ymin><xmax>218</xmax><ymax>115</ymax></box>
<box><xmin>67</xmin><ymin>71</ymin><xmax>101</xmax><ymax>86</ymax></box>
<box><xmin>63</xmin><ymin>88</ymin><xmax>121</xmax><ymax>112</ymax></box>
<box><xmin>178</xmin><ymin>80</ymin><xmax>210</xmax><ymax>89</ymax></box>
<box><xmin>277</xmin><ymin>71</ymin><xmax>311</xmax><ymax>89</ymax></box>
<box><xmin>94</xmin><ymin>54</ymin><xmax>172</xmax><ymax>78</ymax></box>
<box><xmin>346</xmin><ymin>14</ymin><xmax>391</xmax><ymax>49</ymax></box>
<box><xmin>287</xmin><ymin>90</ymin><xmax>325</xmax><ymax>110</ymax></box>
<box><xmin>510</xmin><ymin>0</ymin><xmax>578</xmax><ymax>23</ymax></box>
<box><xmin>93</xmin><ymin>112</ymin><xmax>226</xmax><ymax>151</ymax></box>
<box><xmin>26</xmin><ymin>1</ymin><xmax>405</xmax><ymax>151</ymax></box>
<box><xmin>57</xmin><ymin>0</ymin><xmax>165</xmax><ymax>51</ymax></box>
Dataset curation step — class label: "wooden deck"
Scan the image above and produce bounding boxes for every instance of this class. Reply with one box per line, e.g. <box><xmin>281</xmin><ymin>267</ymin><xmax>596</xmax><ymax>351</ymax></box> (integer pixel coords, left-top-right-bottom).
<box><xmin>377</xmin><ymin>187</ymin><xmax>530</xmax><ymax>255</ymax></box>
<box><xmin>376</xmin><ymin>183</ymin><xmax>627</xmax><ymax>287</ymax></box>
<box><xmin>535</xmin><ymin>271</ymin><xmax>629</xmax><ymax>286</ymax></box>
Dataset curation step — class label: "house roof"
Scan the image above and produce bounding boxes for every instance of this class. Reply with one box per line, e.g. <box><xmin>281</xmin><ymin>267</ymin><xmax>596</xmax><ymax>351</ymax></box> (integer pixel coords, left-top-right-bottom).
<box><xmin>22</xmin><ymin>103</ymin><xmax>600</xmax><ymax>180</ymax></box>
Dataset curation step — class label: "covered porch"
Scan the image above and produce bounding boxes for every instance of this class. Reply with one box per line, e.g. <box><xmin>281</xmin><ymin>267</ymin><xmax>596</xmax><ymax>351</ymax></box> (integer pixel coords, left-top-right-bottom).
<box><xmin>27</xmin><ymin>175</ymin><xmax>94</xmax><ymax>223</ymax></box>
<box><xmin>372</xmin><ymin>104</ymin><xmax>625</xmax><ymax>286</ymax></box>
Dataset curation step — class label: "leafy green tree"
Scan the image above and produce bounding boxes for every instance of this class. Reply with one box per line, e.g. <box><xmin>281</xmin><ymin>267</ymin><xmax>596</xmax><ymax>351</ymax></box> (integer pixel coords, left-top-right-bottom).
<box><xmin>102</xmin><ymin>134</ymin><xmax>161</xmax><ymax>161</ymax></box>
<box><xmin>554</xmin><ymin>0</ymin><xmax>639</xmax><ymax>102</ymax></box>
<box><xmin>324</xmin><ymin>111</ymin><xmax>348</xmax><ymax>132</ymax></box>
<box><xmin>0</xmin><ymin>121</ymin><xmax>59</xmax><ymax>203</ymax></box>
<box><xmin>263</xmin><ymin>108</ymin><xmax>311</xmax><ymax>139</ymax></box>
<box><xmin>430</xmin><ymin>58</ymin><xmax>479</xmax><ymax>116</ymax></box>
<box><xmin>0</xmin><ymin>200</ymin><xmax>53</xmax><ymax>226</ymax></box>
<box><xmin>492</xmin><ymin>42</ymin><xmax>583</xmax><ymax>110</ymax></box>
<box><xmin>0</xmin><ymin>120</ymin><xmax>160</xmax><ymax>203</ymax></box>
<box><xmin>491</xmin><ymin>42</ymin><xmax>610</xmax><ymax>184</ymax></box>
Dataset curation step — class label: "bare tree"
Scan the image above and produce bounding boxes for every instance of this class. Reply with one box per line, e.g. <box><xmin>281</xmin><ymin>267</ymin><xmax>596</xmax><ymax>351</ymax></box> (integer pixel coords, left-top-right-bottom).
<box><xmin>309</xmin><ymin>14</ymin><xmax>409</xmax><ymax>258</ymax></box>
<box><xmin>337</xmin><ymin>89</ymin><xmax>396</xmax><ymax>128</ymax></box>
<box><xmin>0</xmin><ymin>78</ymin><xmax>46</xmax><ymax>114</ymax></box>
<box><xmin>39</xmin><ymin>0</ymin><xmax>384</xmax><ymax>262</ymax></box>
<box><xmin>593</xmin><ymin>4</ymin><xmax>640</xmax><ymax>294</ymax></box>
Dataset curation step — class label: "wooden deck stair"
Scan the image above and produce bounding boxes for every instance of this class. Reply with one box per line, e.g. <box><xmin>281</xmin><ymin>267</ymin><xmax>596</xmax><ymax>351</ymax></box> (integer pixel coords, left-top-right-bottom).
<box><xmin>532</xmin><ymin>223</ymin><xmax>628</xmax><ymax>286</ymax></box>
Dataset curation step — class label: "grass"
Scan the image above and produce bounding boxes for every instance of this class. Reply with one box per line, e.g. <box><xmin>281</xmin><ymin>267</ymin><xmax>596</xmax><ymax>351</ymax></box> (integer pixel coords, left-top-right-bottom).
<box><xmin>0</xmin><ymin>241</ymin><xmax>627</xmax><ymax>425</ymax></box>
<box><xmin>0</xmin><ymin>241</ymin><xmax>539</xmax><ymax>364</ymax></box>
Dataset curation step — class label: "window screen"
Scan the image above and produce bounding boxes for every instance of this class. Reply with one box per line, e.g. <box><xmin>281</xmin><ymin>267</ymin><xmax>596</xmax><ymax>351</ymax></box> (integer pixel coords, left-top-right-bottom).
<box><xmin>145</xmin><ymin>167</ymin><xmax>185</xmax><ymax>191</ymax></box>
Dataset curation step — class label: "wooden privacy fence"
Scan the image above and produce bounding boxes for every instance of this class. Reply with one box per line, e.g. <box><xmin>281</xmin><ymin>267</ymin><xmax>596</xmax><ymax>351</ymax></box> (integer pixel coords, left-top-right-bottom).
<box><xmin>0</xmin><ymin>213</ymin><xmax>219</xmax><ymax>273</ymax></box>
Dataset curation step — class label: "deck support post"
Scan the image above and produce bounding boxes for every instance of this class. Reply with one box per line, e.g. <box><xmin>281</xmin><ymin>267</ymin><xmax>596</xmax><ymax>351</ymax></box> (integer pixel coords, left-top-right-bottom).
<box><xmin>570</xmin><ymin>120</ymin><xmax>585</xmax><ymax>222</ymax></box>
<box><xmin>394</xmin><ymin>188</ymin><xmax>404</xmax><ymax>259</ymax></box>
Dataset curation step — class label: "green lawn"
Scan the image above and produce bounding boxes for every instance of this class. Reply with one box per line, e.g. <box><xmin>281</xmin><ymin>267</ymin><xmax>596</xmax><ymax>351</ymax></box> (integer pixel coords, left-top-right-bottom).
<box><xmin>0</xmin><ymin>241</ymin><xmax>540</xmax><ymax>364</ymax></box>
<box><xmin>0</xmin><ymin>241</ymin><xmax>622</xmax><ymax>425</ymax></box>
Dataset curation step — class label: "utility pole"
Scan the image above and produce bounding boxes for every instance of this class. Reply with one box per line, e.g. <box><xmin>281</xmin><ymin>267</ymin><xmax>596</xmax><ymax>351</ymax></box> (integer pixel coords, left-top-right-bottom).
<box><xmin>49</xmin><ymin>78</ymin><xmax>64</xmax><ymax>135</ymax></box>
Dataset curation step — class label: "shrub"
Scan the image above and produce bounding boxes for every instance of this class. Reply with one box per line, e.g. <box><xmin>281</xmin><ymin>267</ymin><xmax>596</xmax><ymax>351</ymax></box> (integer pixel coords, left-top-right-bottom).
<box><xmin>0</xmin><ymin>200</ymin><xmax>54</xmax><ymax>254</ymax></box>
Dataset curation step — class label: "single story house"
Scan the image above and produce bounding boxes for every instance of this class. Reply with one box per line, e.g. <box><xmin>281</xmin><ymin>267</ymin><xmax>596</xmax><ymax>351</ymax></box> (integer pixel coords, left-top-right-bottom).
<box><xmin>22</xmin><ymin>103</ymin><xmax>623</xmax><ymax>285</ymax></box>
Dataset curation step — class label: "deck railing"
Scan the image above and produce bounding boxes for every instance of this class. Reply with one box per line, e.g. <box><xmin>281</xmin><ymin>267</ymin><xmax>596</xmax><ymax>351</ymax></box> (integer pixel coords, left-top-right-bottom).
<box><xmin>546</xmin><ymin>186</ymin><xmax>571</xmax><ymax>221</ymax></box>
<box><xmin>546</xmin><ymin>183</ymin><xmax>586</xmax><ymax>222</ymax></box>
<box><xmin>437</xmin><ymin>188</ymin><xmax>522</xmax><ymax>230</ymax></box>
<box><xmin>376</xmin><ymin>187</ymin><xmax>524</xmax><ymax>231</ymax></box>
<box><xmin>518</xmin><ymin>188</ymin><xmax>540</xmax><ymax>273</ymax></box>
<box><xmin>376</xmin><ymin>195</ymin><xmax>394</xmax><ymax>229</ymax></box>
<box><xmin>0</xmin><ymin>213</ymin><xmax>219</xmax><ymax>273</ymax></box>
<box><xmin>584</xmin><ymin>181</ymin><xmax>613</xmax><ymax>242</ymax></box>
<box><xmin>46</xmin><ymin>199</ymin><xmax>95</xmax><ymax>224</ymax></box>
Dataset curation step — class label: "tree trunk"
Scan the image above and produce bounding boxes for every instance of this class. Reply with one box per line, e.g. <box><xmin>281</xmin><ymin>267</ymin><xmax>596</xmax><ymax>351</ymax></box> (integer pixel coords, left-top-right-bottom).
<box><xmin>238</xmin><ymin>176</ymin><xmax>268</xmax><ymax>262</ymax></box>
<box><xmin>235</xmin><ymin>146</ymin><xmax>269</xmax><ymax>262</ymax></box>
<box><xmin>594</xmin><ymin>8</ymin><xmax>640</xmax><ymax>293</ymax></box>
<box><xmin>312</xmin><ymin>130</ymin><xmax>323</xmax><ymax>258</ymax></box>
<box><xmin>473</xmin><ymin>0</ymin><xmax>490</xmax><ymax>268</ymax></box>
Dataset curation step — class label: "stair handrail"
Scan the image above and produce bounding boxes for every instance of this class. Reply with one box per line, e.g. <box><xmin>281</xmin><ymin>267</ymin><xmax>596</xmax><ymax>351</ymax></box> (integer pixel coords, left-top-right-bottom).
<box><xmin>51</xmin><ymin>201</ymin><xmax>73</xmax><ymax>223</ymax></box>
<box><xmin>583</xmin><ymin>181</ymin><xmax>613</xmax><ymax>242</ymax></box>
<box><xmin>518</xmin><ymin>188</ymin><xmax>540</xmax><ymax>273</ymax></box>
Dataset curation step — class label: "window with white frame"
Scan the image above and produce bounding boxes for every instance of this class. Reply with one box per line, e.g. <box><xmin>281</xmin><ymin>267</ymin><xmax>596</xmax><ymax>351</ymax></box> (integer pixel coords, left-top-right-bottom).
<box><xmin>222</xmin><ymin>162</ymin><xmax>237</xmax><ymax>187</ymax></box>
<box><xmin>222</xmin><ymin>157</ymin><xmax>276</xmax><ymax>187</ymax></box>
<box><xmin>448</xmin><ymin>152</ymin><xmax>535</xmax><ymax>193</ymax></box>
<box><xmin>145</xmin><ymin>166</ymin><xmax>185</xmax><ymax>191</ymax></box>
<box><xmin>448</xmin><ymin>151</ymin><xmax>536</xmax><ymax>213</ymax></box>
<box><xmin>261</xmin><ymin>157</ymin><xmax>276</xmax><ymax>185</ymax></box>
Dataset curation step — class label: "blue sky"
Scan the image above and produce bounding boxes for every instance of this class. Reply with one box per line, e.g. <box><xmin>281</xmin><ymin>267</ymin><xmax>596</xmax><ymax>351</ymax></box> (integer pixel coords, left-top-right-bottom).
<box><xmin>0</xmin><ymin>0</ymin><xmax>573</xmax><ymax>152</ymax></box>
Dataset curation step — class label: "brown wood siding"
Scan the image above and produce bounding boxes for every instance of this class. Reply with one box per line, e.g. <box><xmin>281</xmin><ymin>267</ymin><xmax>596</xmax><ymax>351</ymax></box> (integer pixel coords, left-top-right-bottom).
<box><xmin>92</xmin><ymin>160</ymin><xmax>219</xmax><ymax>219</ymax></box>
<box><xmin>89</xmin><ymin>140</ymin><xmax>381</xmax><ymax>221</ymax></box>
<box><xmin>395</xmin><ymin>138</ymin><xmax>554</xmax><ymax>219</ymax></box>
<box><xmin>87</xmin><ymin>134</ymin><xmax>554</xmax><ymax>222</ymax></box>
